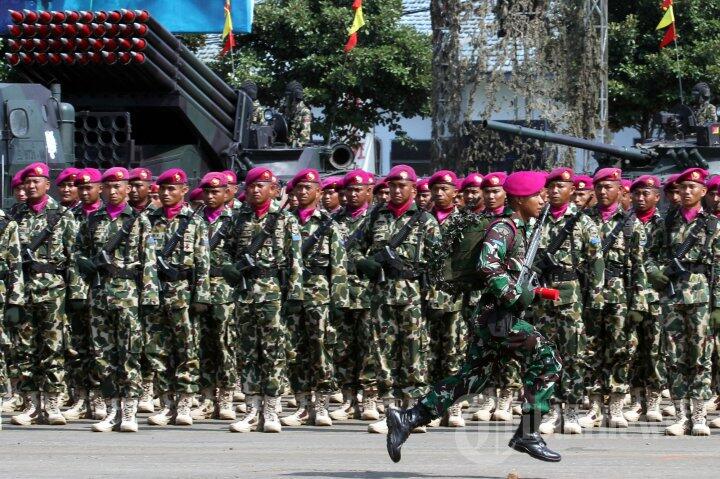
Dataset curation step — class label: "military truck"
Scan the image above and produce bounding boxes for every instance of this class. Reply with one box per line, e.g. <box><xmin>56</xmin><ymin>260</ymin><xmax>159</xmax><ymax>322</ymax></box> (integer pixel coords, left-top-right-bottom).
<box><xmin>1</xmin><ymin>8</ymin><xmax>356</xmax><ymax>206</ymax></box>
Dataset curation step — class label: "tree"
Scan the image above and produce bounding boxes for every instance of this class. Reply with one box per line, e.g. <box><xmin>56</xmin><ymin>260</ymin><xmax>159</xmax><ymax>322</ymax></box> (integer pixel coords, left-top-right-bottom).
<box><xmin>609</xmin><ymin>0</ymin><xmax>720</xmax><ymax>139</ymax></box>
<box><xmin>208</xmin><ymin>0</ymin><xmax>431</xmax><ymax>144</ymax></box>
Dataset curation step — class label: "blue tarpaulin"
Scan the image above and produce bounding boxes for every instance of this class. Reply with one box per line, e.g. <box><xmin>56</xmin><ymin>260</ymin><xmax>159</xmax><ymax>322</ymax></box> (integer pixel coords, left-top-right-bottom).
<box><xmin>0</xmin><ymin>0</ymin><xmax>253</xmax><ymax>34</ymax></box>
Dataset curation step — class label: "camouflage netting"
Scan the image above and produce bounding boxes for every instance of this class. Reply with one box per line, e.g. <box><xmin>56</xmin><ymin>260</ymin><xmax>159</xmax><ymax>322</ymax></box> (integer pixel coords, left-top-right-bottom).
<box><xmin>431</xmin><ymin>0</ymin><xmax>604</xmax><ymax>172</ymax></box>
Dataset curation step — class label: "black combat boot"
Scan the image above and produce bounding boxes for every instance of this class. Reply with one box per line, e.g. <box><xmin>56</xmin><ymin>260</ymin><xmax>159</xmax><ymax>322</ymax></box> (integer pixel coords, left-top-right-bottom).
<box><xmin>508</xmin><ymin>411</ymin><xmax>562</xmax><ymax>462</ymax></box>
<box><xmin>386</xmin><ymin>402</ymin><xmax>434</xmax><ymax>463</ymax></box>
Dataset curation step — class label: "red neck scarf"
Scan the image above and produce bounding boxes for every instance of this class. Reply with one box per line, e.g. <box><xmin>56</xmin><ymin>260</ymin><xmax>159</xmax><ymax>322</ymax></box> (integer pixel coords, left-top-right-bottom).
<box><xmin>386</xmin><ymin>198</ymin><xmax>413</xmax><ymax>218</ymax></box>
<box><xmin>252</xmin><ymin>200</ymin><xmax>271</xmax><ymax>218</ymax></box>
<box><xmin>433</xmin><ymin>205</ymin><xmax>455</xmax><ymax>224</ymax></box>
<box><xmin>28</xmin><ymin>195</ymin><xmax>49</xmax><ymax>214</ymax></box>
<box><xmin>106</xmin><ymin>202</ymin><xmax>126</xmax><ymax>220</ymax></box>
<box><xmin>715</xmin><ymin>211</ymin><xmax>720</xmax><ymax>219</ymax></box>
<box><xmin>83</xmin><ymin>200</ymin><xmax>102</xmax><ymax>217</ymax></box>
<box><xmin>204</xmin><ymin>205</ymin><xmax>224</xmax><ymax>223</ymax></box>
<box><xmin>491</xmin><ymin>205</ymin><xmax>505</xmax><ymax>216</ymax></box>
<box><xmin>681</xmin><ymin>205</ymin><xmax>701</xmax><ymax>223</ymax></box>
<box><xmin>163</xmin><ymin>202</ymin><xmax>185</xmax><ymax>220</ymax></box>
<box><xmin>550</xmin><ymin>203</ymin><xmax>569</xmax><ymax>220</ymax></box>
<box><xmin>131</xmin><ymin>200</ymin><xmax>150</xmax><ymax>212</ymax></box>
<box><xmin>635</xmin><ymin>207</ymin><xmax>656</xmax><ymax>224</ymax></box>
<box><xmin>298</xmin><ymin>207</ymin><xmax>315</xmax><ymax>225</ymax></box>
<box><xmin>598</xmin><ymin>202</ymin><xmax>619</xmax><ymax>222</ymax></box>
<box><xmin>347</xmin><ymin>203</ymin><xmax>369</xmax><ymax>218</ymax></box>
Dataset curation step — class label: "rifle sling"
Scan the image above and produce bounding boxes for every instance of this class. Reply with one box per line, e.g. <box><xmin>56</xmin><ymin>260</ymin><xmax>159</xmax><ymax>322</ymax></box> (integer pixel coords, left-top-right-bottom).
<box><xmin>26</xmin><ymin>210</ymin><xmax>65</xmax><ymax>254</ymax></box>
<box><xmin>241</xmin><ymin>212</ymin><xmax>281</xmax><ymax>261</ymax></box>
<box><xmin>159</xmin><ymin>213</ymin><xmax>193</xmax><ymax>260</ymax></box>
<box><xmin>301</xmin><ymin>213</ymin><xmax>336</xmax><ymax>257</ymax></box>
<box><xmin>208</xmin><ymin>217</ymin><xmax>231</xmax><ymax>251</ymax></box>
<box><xmin>601</xmin><ymin>212</ymin><xmax>631</xmax><ymax>255</ymax></box>
<box><xmin>100</xmin><ymin>214</ymin><xmax>138</xmax><ymax>256</ymax></box>
<box><xmin>387</xmin><ymin>208</ymin><xmax>425</xmax><ymax>250</ymax></box>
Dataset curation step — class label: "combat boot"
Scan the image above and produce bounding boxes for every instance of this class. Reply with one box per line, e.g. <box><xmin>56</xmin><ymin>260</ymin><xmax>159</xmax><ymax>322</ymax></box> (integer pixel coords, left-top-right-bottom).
<box><xmin>609</xmin><ymin>393</ymin><xmax>628</xmax><ymax>428</ymax></box>
<box><xmin>578</xmin><ymin>394</ymin><xmax>603</xmax><ymax>428</ymax></box>
<box><xmin>329</xmin><ymin>391</ymin><xmax>343</xmax><ymax>404</ymax></box>
<box><xmin>447</xmin><ymin>403</ymin><xmax>465</xmax><ymax>427</ymax></box>
<box><xmin>508</xmin><ymin>412</ymin><xmax>562</xmax><ymax>462</ymax></box>
<box><xmin>330</xmin><ymin>389</ymin><xmax>356</xmax><ymax>421</ymax></box>
<box><xmin>662</xmin><ymin>402</ymin><xmax>676</xmax><ymax>417</ymax></box>
<box><xmin>229</xmin><ymin>395</ymin><xmax>260</xmax><ymax>432</ymax></box>
<box><xmin>46</xmin><ymin>392</ymin><xmax>67</xmax><ymax>425</ymax></box>
<box><xmin>233</xmin><ymin>381</ymin><xmax>245</xmax><ymax>402</ymax></box>
<box><xmin>190</xmin><ymin>388</ymin><xmax>215</xmax><ymax>420</ymax></box>
<box><xmin>120</xmin><ymin>398</ymin><xmax>139</xmax><ymax>432</ymax></box>
<box><xmin>175</xmin><ymin>394</ymin><xmax>194</xmax><ymax>426</ymax></box>
<box><xmin>492</xmin><ymin>388</ymin><xmax>514</xmax><ymax>422</ymax></box>
<box><xmin>665</xmin><ymin>400</ymin><xmax>690</xmax><ymax>436</ymax></box>
<box><xmin>562</xmin><ymin>404</ymin><xmax>582</xmax><ymax>434</ymax></box>
<box><xmin>137</xmin><ymin>381</ymin><xmax>155</xmax><ymax>413</ymax></box>
<box><xmin>623</xmin><ymin>387</ymin><xmax>643</xmax><ymax>422</ymax></box>
<box><xmin>147</xmin><ymin>393</ymin><xmax>175</xmax><ymax>426</ymax></box>
<box><xmin>62</xmin><ymin>389</ymin><xmax>88</xmax><ymax>421</ymax></box>
<box><xmin>11</xmin><ymin>392</ymin><xmax>40</xmax><ymax>426</ymax></box>
<box><xmin>218</xmin><ymin>388</ymin><xmax>236</xmax><ymax>420</ymax></box>
<box><xmin>281</xmin><ymin>393</ymin><xmax>310</xmax><ymax>426</ymax></box>
<box><xmin>538</xmin><ymin>403</ymin><xmax>561</xmax><ymax>435</ymax></box>
<box><xmin>709</xmin><ymin>414</ymin><xmax>720</xmax><ymax>429</ymax></box>
<box><xmin>262</xmin><ymin>396</ymin><xmax>282</xmax><ymax>433</ymax></box>
<box><xmin>691</xmin><ymin>398</ymin><xmax>711</xmax><ymax>436</ymax></box>
<box><xmin>471</xmin><ymin>390</ymin><xmax>495</xmax><ymax>421</ymax></box>
<box><xmin>369</xmin><ymin>399</ymin><xmax>393</xmax><ymax>434</ymax></box>
<box><xmin>361</xmin><ymin>391</ymin><xmax>380</xmax><ymax>421</ymax></box>
<box><xmin>645</xmin><ymin>389</ymin><xmax>663</xmax><ymax>422</ymax></box>
<box><xmin>386</xmin><ymin>402</ymin><xmax>434</xmax><ymax>463</ymax></box>
<box><xmin>314</xmin><ymin>394</ymin><xmax>333</xmax><ymax>426</ymax></box>
<box><xmin>91</xmin><ymin>390</ymin><xmax>107</xmax><ymax>420</ymax></box>
<box><xmin>2</xmin><ymin>393</ymin><xmax>22</xmax><ymax>413</ymax></box>
<box><xmin>92</xmin><ymin>398</ymin><xmax>119</xmax><ymax>432</ymax></box>
<box><xmin>706</xmin><ymin>394</ymin><xmax>718</xmax><ymax>413</ymax></box>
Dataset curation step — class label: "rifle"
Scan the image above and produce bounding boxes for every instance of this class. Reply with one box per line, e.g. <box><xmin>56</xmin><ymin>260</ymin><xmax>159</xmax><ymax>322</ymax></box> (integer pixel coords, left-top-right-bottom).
<box><xmin>92</xmin><ymin>212</ymin><xmax>139</xmax><ymax>287</ymax></box>
<box><xmin>157</xmin><ymin>205</ymin><xmax>202</xmax><ymax>282</ymax></box>
<box><xmin>535</xmin><ymin>198</ymin><xmax>591</xmax><ymax>279</ymax></box>
<box><xmin>665</xmin><ymin>213</ymin><xmax>715</xmax><ymax>298</ymax></box>
<box><xmin>371</xmin><ymin>207</ymin><xmax>425</xmax><ymax>284</ymax></box>
<box><xmin>22</xmin><ymin>206</ymin><xmax>68</xmax><ymax>275</ymax></box>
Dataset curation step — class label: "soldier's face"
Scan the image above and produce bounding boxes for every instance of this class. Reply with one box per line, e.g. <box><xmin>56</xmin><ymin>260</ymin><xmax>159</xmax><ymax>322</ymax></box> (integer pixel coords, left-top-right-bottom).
<box><xmin>105</xmin><ymin>181</ymin><xmax>129</xmax><ymax>206</ymax></box>
<box><xmin>632</xmin><ymin>187</ymin><xmax>659</xmax><ymax>212</ymax></box>
<box><xmin>594</xmin><ymin>180</ymin><xmax>619</xmax><ymax>207</ymax></box>
<box><xmin>203</xmin><ymin>187</ymin><xmax>227</xmax><ymax>209</ymax></box>
<box><xmin>463</xmin><ymin>187</ymin><xmax>483</xmax><ymax>210</ymax></box>
<box><xmin>159</xmin><ymin>183</ymin><xmax>188</xmax><ymax>207</ymax></box>
<box><xmin>58</xmin><ymin>180</ymin><xmax>78</xmax><ymax>205</ymax></box>
<box><xmin>375</xmin><ymin>187</ymin><xmax>390</xmax><ymax>204</ymax></box>
<box><xmin>294</xmin><ymin>181</ymin><xmax>319</xmax><ymax>208</ymax></box>
<box><xmin>321</xmin><ymin>188</ymin><xmax>341</xmax><ymax>211</ymax></box>
<box><xmin>344</xmin><ymin>185</ymin><xmax>370</xmax><ymax>209</ymax></box>
<box><xmin>388</xmin><ymin>180</ymin><xmax>416</xmax><ymax>206</ymax></box>
<box><xmin>24</xmin><ymin>177</ymin><xmax>49</xmax><ymax>201</ymax></box>
<box><xmin>679</xmin><ymin>181</ymin><xmax>706</xmax><ymax>208</ymax></box>
<box><xmin>416</xmin><ymin>190</ymin><xmax>432</xmax><ymax>210</ymax></box>
<box><xmin>573</xmin><ymin>190</ymin><xmax>593</xmax><ymax>207</ymax></box>
<box><xmin>129</xmin><ymin>180</ymin><xmax>150</xmax><ymax>204</ymax></box>
<box><xmin>706</xmin><ymin>188</ymin><xmax>720</xmax><ymax>212</ymax></box>
<box><xmin>547</xmin><ymin>181</ymin><xmax>574</xmax><ymax>206</ymax></box>
<box><xmin>621</xmin><ymin>189</ymin><xmax>632</xmax><ymax>210</ymax></box>
<box><xmin>78</xmin><ymin>183</ymin><xmax>102</xmax><ymax>205</ymax></box>
<box><xmin>13</xmin><ymin>185</ymin><xmax>27</xmax><ymax>203</ymax></box>
<box><xmin>431</xmin><ymin>183</ymin><xmax>457</xmax><ymax>209</ymax></box>
<box><xmin>664</xmin><ymin>185</ymin><xmax>681</xmax><ymax>206</ymax></box>
<box><xmin>245</xmin><ymin>181</ymin><xmax>273</xmax><ymax>206</ymax></box>
<box><xmin>513</xmin><ymin>192</ymin><xmax>546</xmax><ymax>219</ymax></box>
<box><xmin>483</xmin><ymin>186</ymin><xmax>506</xmax><ymax>210</ymax></box>
<box><xmin>226</xmin><ymin>184</ymin><xmax>239</xmax><ymax>203</ymax></box>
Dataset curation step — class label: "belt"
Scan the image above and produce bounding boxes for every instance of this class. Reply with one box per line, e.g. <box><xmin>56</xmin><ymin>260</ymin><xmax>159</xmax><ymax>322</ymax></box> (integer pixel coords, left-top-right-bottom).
<box><xmin>101</xmin><ymin>265</ymin><xmax>138</xmax><ymax>280</ymax></box>
<box><xmin>605</xmin><ymin>265</ymin><xmax>624</xmax><ymax>279</ymax></box>
<box><xmin>245</xmin><ymin>267</ymin><xmax>279</xmax><ymax>280</ymax></box>
<box><xmin>209</xmin><ymin>266</ymin><xmax>225</xmax><ymax>277</ymax></box>
<box><xmin>27</xmin><ymin>262</ymin><xmax>64</xmax><ymax>275</ymax></box>
<box><xmin>384</xmin><ymin>268</ymin><xmax>420</xmax><ymax>280</ymax></box>
<box><xmin>545</xmin><ymin>269</ymin><xmax>578</xmax><ymax>283</ymax></box>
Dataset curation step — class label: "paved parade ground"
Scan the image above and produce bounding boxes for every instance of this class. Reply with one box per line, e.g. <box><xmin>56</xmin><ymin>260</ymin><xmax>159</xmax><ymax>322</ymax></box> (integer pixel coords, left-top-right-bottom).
<box><xmin>2</xmin><ymin>411</ymin><xmax>720</xmax><ymax>479</ymax></box>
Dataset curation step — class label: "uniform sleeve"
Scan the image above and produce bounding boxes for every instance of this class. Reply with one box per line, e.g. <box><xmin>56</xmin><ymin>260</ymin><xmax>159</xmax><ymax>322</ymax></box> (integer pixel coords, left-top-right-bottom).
<box><xmin>630</xmin><ymin>221</ymin><xmax>649</xmax><ymax>312</ymax></box>
<box><xmin>644</xmin><ymin>219</ymin><xmax>666</xmax><ymax>277</ymax></box>
<box><xmin>192</xmin><ymin>217</ymin><xmax>211</xmax><ymax>304</ymax></box>
<box><xmin>347</xmin><ymin>212</ymin><xmax>374</xmax><ymax>262</ymax></box>
<box><xmin>64</xmin><ymin>213</ymin><xmax>88</xmax><ymax>300</ymax></box>
<box><xmin>711</xmin><ymin>228</ymin><xmax>720</xmax><ymax>309</ymax></box>
<box><xmin>139</xmin><ymin>215</ymin><xmax>160</xmax><ymax>306</ymax></box>
<box><xmin>329</xmin><ymin>222</ymin><xmax>349</xmax><ymax>308</ymax></box>
<box><xmin>4</xmin><ymin>221</ymin><xmax>24</xmax><ymax>306</ymax></box>
<box><xmin>579</xmin><ymin>215</ymin><xmax>604</xmax><ymax>309</ymax></box>
<box><xmin>477</xmin><ymin>221</ymin><xmax>520</xmax><ymax>304</ymax></box>
<box><xmin>284</xmin><ymin>214</ymin><xmax>304</xmax><ymax>301</ymax></box>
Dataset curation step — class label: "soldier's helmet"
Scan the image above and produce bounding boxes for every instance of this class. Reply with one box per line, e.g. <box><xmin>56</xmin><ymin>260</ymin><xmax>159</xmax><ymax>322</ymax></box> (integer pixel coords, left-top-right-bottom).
<box><xmin>285</xmin><ymin>80</ymin><xmax>305</xmax><ymax>102</ymax></box>
<box><xmin>240</xmin><ymin>80</ymin><xmax>258</xmax><ymax>101</ymax></box>
<box><xmin>692</xmin><ymin>82</ymin><xmax>712</xmax><ymax>101</ymax></box>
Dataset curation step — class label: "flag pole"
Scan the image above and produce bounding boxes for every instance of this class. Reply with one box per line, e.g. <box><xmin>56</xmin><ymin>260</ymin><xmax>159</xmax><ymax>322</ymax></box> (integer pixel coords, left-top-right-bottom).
<box><xmin>673</xmin><ymin>37</ymin><xmax>684</xmax><ymax>105</ymax></box>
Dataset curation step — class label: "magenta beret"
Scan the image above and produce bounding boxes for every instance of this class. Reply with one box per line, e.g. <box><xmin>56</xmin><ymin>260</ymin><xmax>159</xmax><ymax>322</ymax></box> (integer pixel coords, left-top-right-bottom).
<box><xmin>156</xmin><ymin>168</ymin><xmax>188</xmax><ymax>185</ymax></box>
<box><xmin>428</xmin><ymin>170</ymin><xmax>458</xmax><ymax>188</ymax></box>
<box><xmin>322</xmin><ymin>176</ymin><xmax>343</xmax><ymax>190</ymax></box>
<box><xmin>630</xmin><ymin>175</ymin><xmax>661</xmax><ymax>191</ymax></box>
<box><xmin>677</xmin><ymin>167</ymin><xmax>708</xmax><ymax>185</ymax></box>
<box><xmin>707</xmin><ymin>175</ymin><xmax>720</xmax><ymax>192</ymax></box>
<box><xmin>292</xmin><ymin>168</ymin><xmax>320</xmax><ymax>185</ymax></box>
<box><xmin>11</xmin><ymin>169</ymin><xmax>25</xmax><ymax>189</ymax></box>
<box><xmin>102</xmin><ymin>167</ymin><xmax>129</xmax><ymax>183</ymax></box>
<box><xmin>416</xmin><ymin>178</ymin><xmax>430</xmax><ymax>192</ymax></box>
<box><xmin>74</xmin><ymin>168</ymin><xmax>102</xmax><ymax>185</ymax></box>
<box><xmin>504</xmin><ymin>171</ymin><xmax>546</xmax><ymax>197</ymax></box>
<box><xmin>55</xmin><ymin>167</ymin><xmax>81</xmax><ymax>186</ymax></box>
<box><xmin>188</xmin><ymin>188</ymin><xmax>204</xmax><ymax>202</ymax></box>
<box><xmin>128</xmin><ymin>167</ymin><xmax>152</xmax><ymax>182</ymax></box>
<box><xmin>481</xmin><ymin>172</ymin><xmax>507</xmax><ymax>188</ymax></box>
<box><xmin>621</xmin><ymin>179</ymin><xmax>632</xmax><ymax>191</ymax></box>
<box><xmin>342</xmin><ymin>169</ymin><xmax>374</xmax><ymax>187</ymax></box>
<box><xmin>573</xmin><ymin>175</ymin><xmax>593</xmax><ymax>191</ymax></box>
<box><xmin>22</xmin><ymin>162</ymin><xmax>50</xmax><ymax>180</ymax></box>
<box><xmin>222</xmin><ymin>170</ymin><xmax>238</xmax><ymax>185</ymax></box>
<box><xmin>593</xmin><ymin>167</ymin><xmax>622</xmax><ymax>183</ymax></box>
<box><xmin>385</xmin><ymin>165</ymin><xmax>417</xmax><ymax>183</ymax></box>
<box><xmin>200</xmin><ymin>172</ymin><xmax>228</xmax><ymax>189</ymax></box>
<box><xmin>373</xmin><ymin>178</ymin><xmax>388</xmax><ymax>193</ymax></box>
<box><xmin>245</xmin><ymin>167</ymin><xmax>274</xmax><ymax>186</ymax></box>
<box><xmin>663</xmin><ymin>174</ymin><xmax>680</xmax><ymax>190</ymax></box>
<box><xmin>461</xmin><ymin>173</ymin><xmax>484</xmax><ymax>190</ymax></box>
<box><xmin>546</xmin><ymin>167</ymin><xmax>574</xmax><ymax>184</ymax></box>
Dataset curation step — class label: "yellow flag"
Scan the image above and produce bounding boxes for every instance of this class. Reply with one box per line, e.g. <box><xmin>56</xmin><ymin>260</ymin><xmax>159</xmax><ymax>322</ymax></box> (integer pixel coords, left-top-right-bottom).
<box><xmin>656</xmin><ymin>5</ymin><xmax>675</xmax><ymax>30</ymax></box>
<box><xmin>348</xmin><ymin>4</ymin><xmax>365</xmax><ymax>35</ymax></box>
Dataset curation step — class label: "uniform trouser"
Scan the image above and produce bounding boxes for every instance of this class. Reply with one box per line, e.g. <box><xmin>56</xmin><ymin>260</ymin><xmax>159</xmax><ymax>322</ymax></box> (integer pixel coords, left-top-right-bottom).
<box><xmin>198</xmin><ymin>303</ymin><xmax>237</xmax><ymax>391</ymax></box>
<box><xmin>15</xmin><ymin>297</ymin><xmax>66</xmax><ymax>393</ymax></box>
<box><xmin>664</xmin><ymin>303</ymin><xmax>713</xmax><ymax>400</ymax></box>
<box><xmin>420</xmin><ymin>319</ymin><xmax>562</xmax><ymax>417</ymax></box>
<box><xmin>90</xmin><ymin>303</ymin><xmax>143</xmax><ymax>399</ymax></box>
<box><xmin>236</xmin><ymin>300</ymin><xmax>285</xmax><ymax>397</ymax></box>
<box><xmin>332</xmin><ymin>307</ymin><xmax>370</xmax><ymax>392</ymax></box>
<box><xmin>284</xmin><ymin>300</ymin><xmax>336</xmax><ymax>394</ymax></box>
<box><xmin>627</xmin><ymin>303</ymin><xmax>665</xmax><ymax>391</ymax></box>
<box><xmin>3</xmin><ymin>305</ymin><xmax>21</xmax><ymax>381</ymax></box>
<box><xmin>584</xmin><ymin>303</ymin><xmax>629</xmax><ymax>395</ymax></box>
<box><xmin>66</xmin><ymin>305</ymin><xmax>93</xmax><ymax>392</ymax></box>
<box><xmin>712</xmin><ymin>320</ymin><xmax>720</xmax><ymax>394</ymax></box>
<box><xmin>144</xmin><ymin>305</ymin><xmax>200</xmax><ymax>395</ymax></box>
<box><xmin>427</xmin><ymin>308</ymin><xmax>467</xmax><ymax>385</ymax></box>
<box><xmin>372</xmin><ymin>301</ymin><xmax>429</xmax><ymax>399</ymax></box>
<box><xmin>535</xmin><ymin>301</ymin><xmax>586</xmax><ymax>404</ymax></box>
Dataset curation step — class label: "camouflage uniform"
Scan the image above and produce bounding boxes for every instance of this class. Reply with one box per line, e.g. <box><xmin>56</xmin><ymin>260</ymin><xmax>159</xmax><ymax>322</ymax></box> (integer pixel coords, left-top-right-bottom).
<box><xmin>198</xmin><ymin>209</ymin><xmax>237</xmax><ymax>392</ymax></box>
<box><xmin>224</xmin><ymin>202</ymin><xmax>303</xmax><ymax>397</ymax></box>
<box><xmin>646</xmin><ymin>208</ymin><xmax>720</xmax><ymax>401</ymax></box>
<box><xmin>15</xmin><ymin>197</ymin><xmax>84</xmax><ymax>393</ymax></box>
<box><xmin>251</xmin><ymin>99</ymin><xmax>265</xmax><ymax>124</ymax></box>
<box><xmin>419</xmin><ymin>215</ymin><xmax>562</xmax><ymax>417</ymax></box>
<box><xmin>349</xmin><ymin>202</ymin><xmax>440</xmax><ymax>400</ymax></box>
<box><xmin>285</xmin><ymin>209</ymin><xmax>348</xmax><ymax>394</ymax></box>
<box><xmin>533</xmin><ymin>203</ymin><xmax>604</xmax><ymax>405</ymax></box>
<box><xmin>696</xmin><ymin>101</ymin><xmax>718</xmax><ymax>125</ymax></box>
<box><xmin>145</xmin><ymin>205</ymin><xmax>211</xmax><ymax>395</ymax></box>
<box><xmin>584</xmin><ymin>207</ymin><xmax>648</xmax><ymax>395</ymax></box>
<box><xmin>76</xmin><ymin>205</ymin><xmax>159</xmax><ymax>399</ymax></box>
<box><xmin>285</xmin><ymin>101</ymin><xmax>312</xmax><ymax>147</ymax></box>
<box><xmin>0</xmin><ymin>212</ymin><xmax>25</xmax><ymax>394</ymax></box>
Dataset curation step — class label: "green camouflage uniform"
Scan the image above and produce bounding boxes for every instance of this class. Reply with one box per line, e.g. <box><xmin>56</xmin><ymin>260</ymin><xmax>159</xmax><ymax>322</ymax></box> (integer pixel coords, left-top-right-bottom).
<box><xmin>696</xmin><ymin>101</ymin><xmax>718</xmax><ymax>125</ymax></box>
<box><xmin>349</xmin><ymin>202</ymin><xmax>439</xmax><ymax>400</ymax></box>
<box><xmin>251</xmin><ymin>99</ymin><xmax>265</xmax><ymax>124</ymax></box>
<box><xmin>533</xmin><ymin>203</ymin><xmax>604</xmax><ymax>405</ymax></box>
<box><xmin>646</xmin><ymin>208</ymin><xmax>720</xmax><ymax>401</ymax></box>
<box><xmin>584</xmin><ymin>207</ymin><xmax>649</xmax><ymax>395</ymax></box>
<box><xmin>285</xmin><ymin>209</ymin><xmax>348</xmax><ymax>394</ymax></box>
<box><xmin>77</xmin><ymin>205</ymin><xmax>159</xmax><ymax>399</ymax></box>
<box><xmin>225</xmin><ymin>202</ymin><xmax>303</xmax><ymax>397</ymax></box>
<box><xmin>197</xmin><ymin>209</ymin><xmax>238</xmax><ymax>391</ymax></box>
<box><xmin>0</xmin><ymin>212</ymin><xmax>25</xmax><ymax>394</ymax></box>
<box><xmin>15</xmin><ymin>197</ymin><xmax>85</xmax><ymax>393</ymax></box>
<box><xmin>145</xmin><ymin>205</ymin><xmax>211</xmax><ymax>396</ymax></box>
<box><xmin>285</xmin><ymin>101</ymin><xmax>312</xmax><ymax>147</ymax></box>
<box><xmin>419</xmin><ymin>214</ymin><xmax>562</xmax><ymax>417</ymax></box>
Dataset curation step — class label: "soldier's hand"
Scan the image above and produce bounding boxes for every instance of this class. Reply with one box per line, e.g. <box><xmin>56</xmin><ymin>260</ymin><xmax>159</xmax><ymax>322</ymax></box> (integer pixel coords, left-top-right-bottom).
<box><xmin>627</xmin><ymin>310</ymin><xmax>644</xmax><ymax>323</ymax></box>
<box><xmin>77</xmin><ymin>256</ymin><xmax>97</xmax><ymax>277</ymax></box>
<box><xmin>65</xmin><ymin>299</ymin><xmax>86</xmax><ymax>313</ymax></box>
<box><xmin>356</xmin><ymin>258</ymin><xmax>381</xmax><ymax>280</ymax></box>
<box><xmin>647</xmin><ymin>269</ymin><xmax>669</xmax><ymax>290</ymax></box>
<box><xmin>516</xmin><ymin>285</ymin><xmax>536</xmax><ymax>309</ymax></box>
<box><xmin>221</xmin><ymin>264</ymin><xmax>243</xmax><ymax>284</ymax></box>
<box><xmin>710</xmin><ymin>309</ymin><xmax>720</xmax><ymax>328</ymax></box>
<box><xmin>190</xmin><ymin>302</ymin><xmax>210</xmax><ymax>314</ymax></box>
<box><xmin>505</xmin><ymin>330</ymin><xmax>541</xmax><ymax>351</ymax></box>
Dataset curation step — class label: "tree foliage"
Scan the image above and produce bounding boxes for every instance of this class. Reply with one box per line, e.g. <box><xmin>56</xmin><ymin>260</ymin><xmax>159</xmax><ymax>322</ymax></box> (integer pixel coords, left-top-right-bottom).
<box><xmin>609</xmin><ymin>0</ymin><xmax>720</xmax><ymax>138</ymax></box>
<box><xmin>209</xmin><ymin>0</ymin><xmax>431</xmax><ymax>144</ymax></box>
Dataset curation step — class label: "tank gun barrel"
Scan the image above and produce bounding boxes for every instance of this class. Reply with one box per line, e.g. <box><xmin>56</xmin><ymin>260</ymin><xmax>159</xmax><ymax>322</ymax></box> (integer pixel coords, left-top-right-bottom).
<box><xmin>483</xmin><ymin>120</ymin><xmax>653</xmax><ymax>163</ymax></box>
